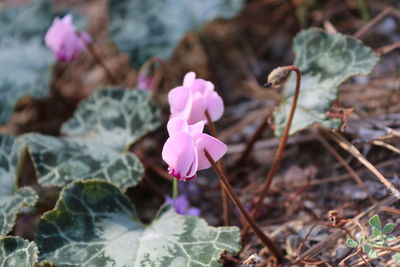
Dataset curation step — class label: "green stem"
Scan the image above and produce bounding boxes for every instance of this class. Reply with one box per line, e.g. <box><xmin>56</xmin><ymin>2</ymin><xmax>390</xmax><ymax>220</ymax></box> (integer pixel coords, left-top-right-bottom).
<box><xmin>357</xmin><ymin>0</ymin><xmax>371</xmax><ymax>21</ymax></box>
<box><xmin>172</xmin><ymin>178</ymin><xmax>178</xmax><ymax>200</ymax></box>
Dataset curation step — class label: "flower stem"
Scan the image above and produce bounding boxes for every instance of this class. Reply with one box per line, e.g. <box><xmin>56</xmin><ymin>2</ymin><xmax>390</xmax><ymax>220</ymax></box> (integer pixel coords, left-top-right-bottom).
<box><xmin>241</xmin><ymin>65</ymin><xmax>301</xmax><ymax>239</ymax></box>
<box><xmin>205</xmin><ymin>111</ymin><xmax>231</xmax><ymax>226</ymax></box>
<box><xmin>172</xmin><ymin>178</ymin><xmax>178</xmax><ymax>200</ymax></box>
<box><xmin>236</xmin><ymin>109</ymin><xmax>273</xmax><ymax>164</ymax></box>
<box><xmin>84</xmin><ymin>41</ymin><xmax>118</xmax><ymax>85</ymax></box>
<box><xmin>204</xmin><ymin>149</ymin><xmax>283</xmax><ymax>263</ymax></box>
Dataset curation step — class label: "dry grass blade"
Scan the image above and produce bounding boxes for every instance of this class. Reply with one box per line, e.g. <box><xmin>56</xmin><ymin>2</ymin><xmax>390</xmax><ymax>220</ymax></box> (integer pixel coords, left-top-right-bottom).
<box><xmin>370</xmin><ymin>140</ymin><xmax>400</xmax><ymax>155</ymax></box>
<box><xmin>316</xmin><ymin>133</ymin><xmax>375</xmax><ymax>203</ymax></box>
<box><xmin>322</xmin><ymin>129</ymin><xmax>400</xmax><ymax>199</ymax></box>
<box><xmin>353</xmin><ymin>7</ymin><xmax>392</xmax><ymax>39</ymax></box>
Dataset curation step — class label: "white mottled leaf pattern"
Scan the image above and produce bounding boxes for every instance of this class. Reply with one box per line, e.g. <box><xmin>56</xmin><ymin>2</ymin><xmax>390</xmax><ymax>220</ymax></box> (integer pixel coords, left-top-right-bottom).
<box><xmin>23</xmin><ymin>134</ymin><xmax>144</xmax><ymax>191</ymax></box>
<box><xmin>274</xmin><ymin>28</ymin><xmax>379</xmax><ymax>136</ymax></box>
<box><xmin>0</xmin><ymin>236</ymin><xmax>38</xmax><ymax>267</ymax></box>
<box><xmin>24</xmin><ymin>88</ymin><xmax>160</xmax><ymax>190</ymax></box>
<box><xmin>108</xmin><ymin>0</ymin><xmax>244</xmax><ymax>66</ymax></box>
<box><xmin>62</xmin><ymin>88</ymin><xmax>161</xmax><ymax>151</ymax></box>
<box><xmin>36</xmin><ymin>180</ymin><xmax>241</xmax><ymax>266</ymax></box>
<box><xmin>0</xmin><ymin>135</ymin><xmax>38</xmax><ymax>236</ymax></box>
<box><xmin>0</xmin><ymin>0</ymin><xmax>54</xmax><ymax>124</ymax></box>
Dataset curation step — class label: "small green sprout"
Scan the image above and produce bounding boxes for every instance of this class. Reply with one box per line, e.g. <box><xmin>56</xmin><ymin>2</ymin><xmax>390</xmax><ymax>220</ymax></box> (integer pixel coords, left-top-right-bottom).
<box><xmin>346</xmin><ymin>215</ymin><xmax>398</xmax><ymax>262</ymax></box>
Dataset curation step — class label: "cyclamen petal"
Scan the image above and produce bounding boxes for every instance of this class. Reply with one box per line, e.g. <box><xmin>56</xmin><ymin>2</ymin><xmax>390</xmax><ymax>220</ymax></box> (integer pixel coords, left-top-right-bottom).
<box><xmin>194</xmin><ymin>133</ymin><xmax>227</xmax><ymax>170</ymax></box>
<box><xmin>162</xmin><ymin>133</ymin><xmax>198</xmax><ymax>181</ymax></box>
<box><xmin>205</xmin><ymin>91</ymin><xmax>224</xmax><ymax>121</ymax></box>
<box><xmin>167</xmin><ymin>117</ymin><xmax>205</xmax><ymax>136</ymax></box>
<box><xmin>187</xmin><ymin>92</ymin><xmax>208</xmax><ymax>124</ymax></box>
<box><xmin>45</xmin><ymin>14</ymin><xmax>90</xmax><ymax>63</ymax></box>
<box><xmin>169</xmin><ymin>72</ymin><xmax>224</xmax><ymax>124</ymax></box>
<box><xmin>168</xmin><ymin>86</ymin><xmax>192</xmax><ymax>118</ymax></box>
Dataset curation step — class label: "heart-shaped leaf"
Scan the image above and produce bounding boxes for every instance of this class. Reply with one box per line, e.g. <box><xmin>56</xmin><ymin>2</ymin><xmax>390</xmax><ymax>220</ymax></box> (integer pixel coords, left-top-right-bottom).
<box><xmin>25</xmin><ymin>88</ymin><xmax>160</xmax><ymax>190</ymax></box>
<box><xmin>24</xmin><ymin>134</ymin><xmax>144</xmax><ymax>191</ymax></box>
<box><xmin>62</xmin><ymin>88</ymin><xmax>161</xmax><ymax>151</ymax></box>
<box><xmin>36</xmin><ymin>180</ymin><xmax>241</xmax><ymax>266</ymax></box>
<box><xmin>0</xmin><ymin>0</ymin><xmax>55</xmax><ymax>125</ymax></box>
<box><xmin>274</xmin><ymin>28</ymin><xmax>379</xmax><ymax>136</ymax></box>
<box><xmin>108</xmin><ymin>0</ymin><xmax>244</xmax><ymax>66</ymax></box>
<box><xmin>0</xmin><ymin>135</ymin><xmax>38</xmax><ymax>236</ymax></box>
<box><xmin>0</xmin><ymin>236</ymin><xmax>38</xmax><ymax>266</ymax></box>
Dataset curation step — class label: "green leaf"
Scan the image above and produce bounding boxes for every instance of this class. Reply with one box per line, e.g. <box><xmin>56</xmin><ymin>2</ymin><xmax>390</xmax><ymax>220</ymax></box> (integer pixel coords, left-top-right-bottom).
<box><xmin>23</xmin><ymin>134</ymin><xmax>144</xmax><ymax>191</ymax></box>
<box><xmin>61</xmin><ymin>88</ymin><xmax>161</xmax><ymax>151</ymax></box>
<box><xmin>0</xmin><ymin>135</ymin><xmax>38</xmax><ymax>235</ymax></box>
<box><xmin>273</xmin><ymin>28</ymin><xmax>379</xmax><ymax>136</ymax></box>
<box><xmin>0</xmin><ymin>0</ymin><xmax>55</xmax><ymax>125</ymax></box>
<box><xmin>368</xmin><ymin>248</ymin><xmax>378</xmax><ymax>259</ymax></box>
<box><xmin>362</xmin><ymin>243</ymin><xmax>371</xmax><ymax>253</ymax></box>
<box><xmin>346</xmin><ymin>238</ymin><xmax>359</xmax><ymax>248</ymax></box>
<box><xmin>382</xmin><ymin>223</ymin><xmax>395</xmax><ymax>234</ymax></box>
<box><xmin>393</xmin><ymin>252</ymin><xmax>400</xmax><ymax>263</ymax></box>
<box><xmin>36</xmin><ymin>180</ymin><xmax>241</xmax><ymax>266</ymax></box>
<box><xmin>0</xmin><ymin>236</ymin><xmax>38</xmax><ymax>266</ymax></box>
<box><xmin>372</xmin><ymin>227</ymin><xmax>382</xmax><ymax>236</ymax></box>
<box><xmin>369</xmin><ymin>215</ymin><xmax>382</xmax><ymax>231</ymax></box>
<box><xmin>108</xmin><ymin>0</ymin><xmax>244</xmax><ymax>66</ymax></box>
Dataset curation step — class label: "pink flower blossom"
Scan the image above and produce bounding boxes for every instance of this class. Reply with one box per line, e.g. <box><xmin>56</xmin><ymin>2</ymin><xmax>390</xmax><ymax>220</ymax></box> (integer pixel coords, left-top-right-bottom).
<box><xmin>137</xmin><ymin>73</ymin><xmax>153</xmax><ymax>91</ymax></box>
<box><xmin>168</xmin><ymin>72</ymin><xmax>224</xmax><ymax>124</ymax></box>
<box><xmin>44</xmin><ymin>14</ymin><xmax>91</xmax><ymax>63</ymax></box>
<box><xmin>162</xmin><ymin>117</ymin><xmax>227</xmax><ymax>181</ymax></box>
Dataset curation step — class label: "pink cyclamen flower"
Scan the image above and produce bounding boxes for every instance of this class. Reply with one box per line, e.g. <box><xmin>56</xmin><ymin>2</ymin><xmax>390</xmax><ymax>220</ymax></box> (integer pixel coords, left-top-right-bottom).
<box><xmin>137</xmin><ymin>73</ymin><xmax>153</xmax><ymax>91</ymax></box>
<box><xmin>168</xmin><ymin>72</ymin><xmax>224</xmax><ymax>124</ymax></box>
<box><xmin>45</xmin><ymin>14</ymin><xmax>91</xmax><ymax>63</ymax></box>
<box><xmin>162</xmin><ymin>117</ymin><xmax>227</xmax><ymax>181</ymax></box>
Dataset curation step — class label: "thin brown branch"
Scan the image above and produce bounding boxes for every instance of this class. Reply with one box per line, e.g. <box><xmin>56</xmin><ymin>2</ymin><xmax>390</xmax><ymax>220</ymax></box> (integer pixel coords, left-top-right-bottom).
<box><xmin>353</xmin><ymin>7</ymin><xmax>392</xmax><ymax>39</ymax></box>
<box><xmin>316</xmin><ymin>133</ymin><xmax>375</xmax><ymax>204</ymax></box>
<box><xmin>324</xmin><ymin>129</ymin><xmax>400</xmax><ymax>199</ymax></box>
<box><xmin>241</xmin><ymin>65</ymin><xmax>302</xmax><ymax>239</ymax></box>
<box><xmin>205</xmin><ymin>111</ymin><xmax>231</xmax><ymax>226</ymax></box>
<box><xmin>204</xmin><ymin>149</ymin><xmax>283</xmax><ymax>263</ymax></box>
<box><xmin>85</xmin><ymin>41</ymin><xmax>118</xmax><ymax>85</ymax></box>
<box><xmin>236</xmin><ymin>110</ymin><xmax>273</xmax><ymax>165</ymax></box>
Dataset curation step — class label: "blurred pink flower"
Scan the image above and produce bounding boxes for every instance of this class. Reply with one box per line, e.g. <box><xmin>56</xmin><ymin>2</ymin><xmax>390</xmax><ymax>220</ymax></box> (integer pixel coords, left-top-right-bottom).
<box><xmin>137</xmin><ymin>73</ymin><xmax>153</xmax><ymax>91</ymax></box>
<box><xmin>168</xmin><ymin>72</ymin><xmax>224</xmax><ymax>124</ymax></box>
<box><xmin>165</xmin><ymin>195</ymin><xmax>200</xmax><ymax>216</ymax></box>
<box><xmin>45</xmin><ymin>14</ymin><xmax>91</xmax><ymax>63</ymax></box>
<box><xmin>162</xmin><ymin>117</ymin><xmax>226</xmax><ymax>181</ymax></box>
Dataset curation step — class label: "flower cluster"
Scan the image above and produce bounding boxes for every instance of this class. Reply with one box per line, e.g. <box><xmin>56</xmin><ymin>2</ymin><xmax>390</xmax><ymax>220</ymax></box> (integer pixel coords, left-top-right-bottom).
<box><xmin>45</xmin><ymin>14</ymin><xmax>91</xmax><ymax>63</ymax></box>
<box><xmin>162</xmin><ymin>72</ymin><xmax>226</xmax><ymax>181</ymax></box>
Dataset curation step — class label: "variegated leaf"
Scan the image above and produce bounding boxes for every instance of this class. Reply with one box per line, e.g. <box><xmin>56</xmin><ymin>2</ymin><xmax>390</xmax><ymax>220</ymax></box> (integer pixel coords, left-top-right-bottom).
<box><xmin>274</xmin><ymin>28</ymin><xmax>379</xmax><ymax>136</ymax></box>
<box><xmin>61</xmin><ymin>88</ymin><xmax>161</xmax><ymax>152</ymax></box>
<box><xmin>0</xmin><ymin>237</ymin><xmax>38</xmax><ymax>266</ymax></box>
<box><xmin>0</xmin><ymin>236</ymin><xmax>38</xmax><ymax>267</ymax></box>
<box><xmin>0</xmin><ymin>135</ymin><xmax>38</xmax><ymax>236</ymax></box>
<box><xmin>24</xmin><ymin>134</ymin><xmax>143</xmax><ymax>191</ymax></box>
<box><xmin>108</xmin><ymin>0</ymin><xmax>244</xmax><ymax>66</ymax></box>
<box><xmin>0</xmin><ymin>0</ymin><xmax>54</xmax><ymax>125</ymax></box>
<box><xmin>36</xmin><ymin>180</ymin><xmax>241</xmax><ymax>266</ymax></box>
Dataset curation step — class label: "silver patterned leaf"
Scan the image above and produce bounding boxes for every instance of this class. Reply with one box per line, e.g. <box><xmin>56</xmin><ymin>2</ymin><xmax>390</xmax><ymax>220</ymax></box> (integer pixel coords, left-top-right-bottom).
<box><xmin>274</xmin><ymin>28</ymin><xmax>379</xmax><ymax>136</ymax></box>
<box><xmin>61</xmin><ymin>88</ymin><xmax>161</xmax><ymax>152</ymax></box>
<box><xmin>0</xmin><ymin>135</ymin><xmax>38</xmax><ymax>236</ymax></box>
<box><xmin>23</xmin><ymin>134</ymin><xmax>144</xmax><ymax>191</ymax></box>
<box><xmin>0</xmin><ymin>236</ymin><xmax>38</xmax><ymax>267</ymax></box>
<box><xmin>36</xmin><ymin>180</ymin><xmax>241</xmax><ymax>266</ymax></box>
<box><xmin>0</xmin><ymin>0</ymin><xmax>55</xmax><ymax>125</ymax></box>
<box><xmin>108</xmin><ymin>0</ymin><xmax>244</xmax><ymax>66</ymax></box>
